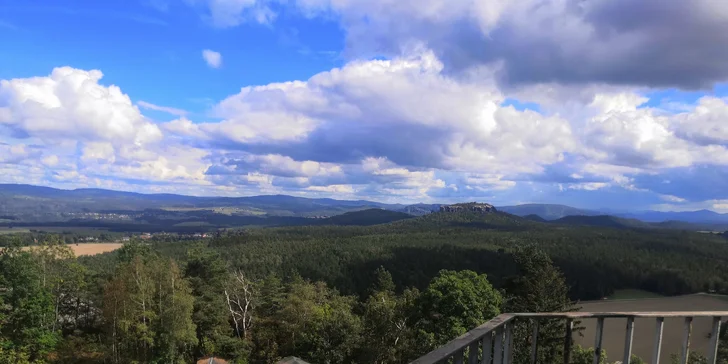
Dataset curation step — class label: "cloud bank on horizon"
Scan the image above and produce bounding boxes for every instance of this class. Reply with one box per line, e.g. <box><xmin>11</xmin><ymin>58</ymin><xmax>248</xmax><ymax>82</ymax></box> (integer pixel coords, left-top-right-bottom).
<box><xmin>2</xmin><ymin>0</ymin><xmax>728</xmax><ymax>211</ymax></box>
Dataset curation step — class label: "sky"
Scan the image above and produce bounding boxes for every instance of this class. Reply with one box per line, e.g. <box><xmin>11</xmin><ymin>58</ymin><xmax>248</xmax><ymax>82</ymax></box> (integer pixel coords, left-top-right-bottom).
<box><xmin>2</xmin><ymin>0</ymin><xmax>728</xmax><ymax>211</ymax></box>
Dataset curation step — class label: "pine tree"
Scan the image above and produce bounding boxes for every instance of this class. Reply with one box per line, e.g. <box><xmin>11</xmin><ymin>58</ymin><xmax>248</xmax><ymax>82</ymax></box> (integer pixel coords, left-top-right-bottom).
<box><xmin>503</xmin><ymin>246</ymin><xmax>576</xmax><ymax>364</ymax></box>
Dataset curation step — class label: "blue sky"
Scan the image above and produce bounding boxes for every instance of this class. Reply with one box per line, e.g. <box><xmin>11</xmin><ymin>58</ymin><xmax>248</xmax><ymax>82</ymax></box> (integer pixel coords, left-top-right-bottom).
<box><xmin>2</xmin><ymin>0</ymin><xmax>728</xmax><ymax>212</ymax></box>
<box><xmin>0</xmin><ymin>1</ymin><xmax>344</xmax><ymax>116</ymax></box>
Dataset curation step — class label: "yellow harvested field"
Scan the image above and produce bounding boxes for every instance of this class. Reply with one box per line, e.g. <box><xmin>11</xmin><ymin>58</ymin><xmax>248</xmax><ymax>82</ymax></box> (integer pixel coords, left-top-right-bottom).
<box><xmin>18</xmin><ymin>243</ymin><xmax>124</xmax><ymax>256</ymax></box>
<box><xmin>574</xmin><ymin>294</ymin><xmax>728</xmax><ymax>363</ymax></box>
<box><xmin>68</xmin><ymin>243</ymin><xmax>123</xmax><ymax>256</ymax></box>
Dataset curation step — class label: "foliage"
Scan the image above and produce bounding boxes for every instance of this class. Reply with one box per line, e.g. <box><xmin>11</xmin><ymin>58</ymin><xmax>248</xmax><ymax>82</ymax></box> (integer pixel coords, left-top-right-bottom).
<box><xmin>184</xmin><ymin>246</ymin><xmax>242</xmax><ymax>359</ymax></box>
<box><xmin>671</xmin><ymin>352</ymin><xmax>707</xmax><ymax>364</ymax></box>
<box><xmin>3</xmin><ymin>209</ymin><xmax>728</xmax><ymax>363</ymax></box>
<box><xmin>504</xmin><ymin>246</ymin><xmax>576</xmax><ymax>364</ymax></box>
<box><xmin>415</xmin><ymin>270</ymin><xmax>502</xmax><ymax>349</ymax></box>
<box><xmin>571</xmin><ymin>345</ymin><xmax>607</xmax><ymax>364</ymax></box>
<box><xmin>0</xmin><ymin>244</ymin><xmax>60</xmax><ymax>361</ymax></box>
<box><xmin>359</xmin><ymin>267</ymin><xmax>420</xmax><ymax>363</ymax></box>
<box><xmin>102</xmin><ymin>250</ymin><xmax>197</xmax><ymax>363</ymax></box>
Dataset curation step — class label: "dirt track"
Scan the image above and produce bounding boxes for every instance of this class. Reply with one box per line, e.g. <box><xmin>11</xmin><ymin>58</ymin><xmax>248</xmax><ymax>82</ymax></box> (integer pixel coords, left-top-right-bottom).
<box><xmin>574</xmin><ymin>294</ymin><xmax>728</xmax><ymax>363</ymax></box>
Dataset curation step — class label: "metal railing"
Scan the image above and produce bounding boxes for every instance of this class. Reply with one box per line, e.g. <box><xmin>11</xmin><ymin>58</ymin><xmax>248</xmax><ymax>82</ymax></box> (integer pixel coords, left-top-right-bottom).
<box><xmin>410</xmin><ymin>312</ymin><xmax>728</xmax><ymax>364</ymax></box>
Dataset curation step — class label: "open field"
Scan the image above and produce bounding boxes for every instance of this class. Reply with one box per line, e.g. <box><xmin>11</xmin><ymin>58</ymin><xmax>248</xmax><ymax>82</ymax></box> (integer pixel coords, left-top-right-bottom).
<box><xmin>0</xmin><ymin>228</ymin><xmax>31</xmax><ymax>234</ymax></box>
<box><xmin>607</xmin><ymin>289</ymin><xmax>665</xmax><ymax>300</ymax></box>
<box><xmin>20</xmin><ymin>243</ymin><xmax>124</xmax><ymax>256</ymax></box>
<box><xmin>160</xmin><ymin>206</ymin><xmax>267</xmax><ymax>215</ymax></box>
<box><xmin>0</xmin><ymin>226</ymin><xmax>116</xmax><ymax>234</ymax></box>
<box><xmin>67</xmin><ymin>243</ymin><xmax>123</xmax><ymax>256</ymax></box>
<box><xmin>574</xmin><ymin>294</ymin><xmax>728</xmax><ymax>363</ymax></box>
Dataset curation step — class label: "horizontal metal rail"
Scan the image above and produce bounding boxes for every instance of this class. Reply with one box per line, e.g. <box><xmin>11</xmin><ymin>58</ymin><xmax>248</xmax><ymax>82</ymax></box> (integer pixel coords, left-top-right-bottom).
<box><xmin>410</xmin><ymin>312</ymin><xmax>728</xmax><ymax>364</ymax></box>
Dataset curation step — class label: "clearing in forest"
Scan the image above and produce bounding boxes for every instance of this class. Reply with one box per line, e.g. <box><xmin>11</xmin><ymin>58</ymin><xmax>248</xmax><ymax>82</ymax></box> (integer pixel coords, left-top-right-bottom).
<box><xmin>17</xmin><ymin>243</ymin><xmax>124</xmax><ymax>256</ymax></box>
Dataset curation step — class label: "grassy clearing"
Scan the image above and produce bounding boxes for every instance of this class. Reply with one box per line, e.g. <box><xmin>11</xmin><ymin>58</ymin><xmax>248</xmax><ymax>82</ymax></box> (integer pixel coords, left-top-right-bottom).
<box><xmin>606</xmin><ymin>289</ymin><xmax>665</xmax><ymax>300</ymax></box>
<box><xmin>173</xmin><ymin>221</ymin><xmax>213</xmax><ymax>227</ymax></box>
<box><xmin>0</xmin><ymin>226</ymin><xmax>120</xmax><ymax>236</ymax></box>
<box><xmin>2</xmin><ymin>243</ymin><xmax>124</xmax><ymax>256</ymax></box>
<box><xmin>21</xmin><ymin>243</ymin><xmax>124</xmax><ymax>256</ymax></box>
<box><xmin>0</xmin><ymin>228</ymin><xmax>31</xmax><ymax>235</ymax></box>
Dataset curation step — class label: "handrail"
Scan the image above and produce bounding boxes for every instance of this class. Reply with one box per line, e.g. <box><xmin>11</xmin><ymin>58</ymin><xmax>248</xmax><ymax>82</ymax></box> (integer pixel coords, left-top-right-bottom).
<box><xmin>410</xmin><ymin>314</ymin><xmax>514</xmax><ymax>364</ymax></box>
<box><xmin>511</xmin><ymin>312</ymin><xmax>728</xmax><ymax>318</ymax></box>
<box><xmin>410</xmin><ymin>312</ymin><xmax>728</xmax><ymax>364</ymax></box>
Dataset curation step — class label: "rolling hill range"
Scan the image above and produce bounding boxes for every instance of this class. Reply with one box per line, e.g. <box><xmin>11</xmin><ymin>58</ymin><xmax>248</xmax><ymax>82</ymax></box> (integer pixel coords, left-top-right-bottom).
<box><xmin>3</xmin><ymin>184</ymin><xmax>728</xmax><ymax>230</ymax></box>
<box><xmin>498</xmin><ymin>203</ymin><xmax>598</xmax><ymax>220</ymax></box>
<box><xmin>550</xmin><ymin>215</ymin><xmax>653</xmax><ymax>229</ymax></box>
<box><xmin>0</xmin><ymin>184</ymin><xmax>405</xmax><ymax>221</ymax></box>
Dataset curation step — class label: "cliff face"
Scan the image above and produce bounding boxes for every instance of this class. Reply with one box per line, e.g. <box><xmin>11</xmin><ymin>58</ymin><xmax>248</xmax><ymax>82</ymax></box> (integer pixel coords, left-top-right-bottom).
<box><xmin>439</xmin><ymin>202</ymin><xmax>497</xmax><ymax>213</ymax></box>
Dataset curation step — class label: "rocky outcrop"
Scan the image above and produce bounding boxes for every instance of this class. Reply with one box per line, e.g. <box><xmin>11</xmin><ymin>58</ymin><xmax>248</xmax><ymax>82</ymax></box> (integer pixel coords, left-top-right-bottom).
<box><xmin>439</xmin><ymin>202</ymin><xmax>497</xmax><ymax>213</ymax></box>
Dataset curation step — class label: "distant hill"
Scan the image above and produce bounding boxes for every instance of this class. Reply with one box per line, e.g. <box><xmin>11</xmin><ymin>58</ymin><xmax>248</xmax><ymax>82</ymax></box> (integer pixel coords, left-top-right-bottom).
<box><xmin>522</xmin><ymin>214</ymin><xmax>548</xmax><ymax>223</ymax></box>
<box><xmin>0</xmin><ymin>184</ymin><xmax>403</xmax><ymax>221</ymax></box>
<box><xmin>552</xmin><ymin>215</ymin><xmax>653</xmax><ymax>229</ymax></box>
<box><xmin>4</xmin><ymin>183</ymin><xmax>728</xmax><ymax>231</ymax></box>
<box><xmin>393</xmin><ymin>208</ymin><xmax>535</xmax><ymax>232</ymax></box>
<box><xmin>616</xmin><ymin>209</ymin><xmax>728</xmax><ymax>224</ymax></box>
<box><xmin>320</xmin><ymin>209</ymin><xmax>414</xmax><ymax>226</ymax></box>
<box><xmin>497</xmin><ymin>204</ymin><xmax>598</xmax><ymax>220</ymax></box>
<box><xmin>398</xmin><ymin>204</ymin><xmax>441</xmax><ymax>216</ymax></box>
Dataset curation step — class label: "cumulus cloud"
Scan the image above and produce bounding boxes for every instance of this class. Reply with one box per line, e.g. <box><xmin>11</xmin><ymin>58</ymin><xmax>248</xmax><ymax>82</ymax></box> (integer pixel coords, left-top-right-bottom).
<box><xmin>7</xmin><ymin>43</ymin><xmax>728</xmax><ymax>206</ymax></box>
<box><xmin>0</xmin><ymin>67</ymin><xmax>162</xmax><ymax>145</ymax></box>
<box><xmin>202</xmin><ymin>49</ymin><xmax>222</xmax><ymax>68</ymax></box>
<box><xmin>179</xmin><ymin>51</ymin><xmax>576</xmax><ymax>179</ymax></box>
<box><xmin>0</xmin><ymin>67</ymin><xmax>211</xmax><ymax>193</ymax></box>
<box><xmin>191</xmin><ymin>0</ymin><xmax>728</xmax><ymax>89</ymax></box>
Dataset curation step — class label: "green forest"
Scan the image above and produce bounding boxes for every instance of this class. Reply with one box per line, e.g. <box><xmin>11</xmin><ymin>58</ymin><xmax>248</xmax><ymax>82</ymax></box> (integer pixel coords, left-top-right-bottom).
<box><xmin>2</xmin><ymin>210</ymin><xmax>728</xmax><ymax>363</ymax></box>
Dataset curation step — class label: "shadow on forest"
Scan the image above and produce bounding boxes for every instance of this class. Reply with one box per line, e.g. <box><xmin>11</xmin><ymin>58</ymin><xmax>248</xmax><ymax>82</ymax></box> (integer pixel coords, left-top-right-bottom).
<box><xmin>341</xmin><ymin>245</ymin><xmax>519</xmax><ymax>299</ymax></box>
<box><xmin>448</xmin><ymin>221</ymin><xmax>531</xmax><ymax>232</ymax></box>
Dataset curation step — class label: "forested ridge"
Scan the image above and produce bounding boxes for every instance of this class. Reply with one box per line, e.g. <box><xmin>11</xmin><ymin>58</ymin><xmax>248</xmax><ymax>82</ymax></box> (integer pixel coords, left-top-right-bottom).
<box><xmin>152</xmin><ymin>211</ymin><xmax>728</xmax><ymax>300</ymax></box>
<box><xmin>2</xmin><ymin>210</ymin><xmax>728</xmax><ymax>363</ymax></box>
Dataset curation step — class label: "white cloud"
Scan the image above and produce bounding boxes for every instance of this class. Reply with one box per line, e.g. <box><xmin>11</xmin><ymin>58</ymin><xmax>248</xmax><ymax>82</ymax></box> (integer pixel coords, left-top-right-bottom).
<box><xmin>7</xmin><ymin>54</ymin><xmax>728</xmax><ymax>206</ymax></box>
<box><xmin>673</xmin><ymin>97</ymin><xmax>728</xmax><ymax>146</ymax></box>
<box><xmin>192</xmin><ymin>0</ymin><xmax>276</xmax><ymax>27</ymax></box>
<box><xmin>41</xmin><ymin>154</ymin><xmax>59</xmax><ymax>167</ymax></box>
<box><xmin>0</xmin><ymin>67</ymin><xmax>211</xmax><ymax>192</ymax></box>
<box><xmin>0</xmin><ymin>67</ymin><xmax>162</xmax><ymax>145</ymax></box>
<box><xmin>567</xmin><ymin>182</ymin><xmax>609</xmax><ymax>191</ymax></box>
<box><xmin>137</xmin><ymin>100</ymin><xmax>188</xmax><ymax>116</ymax></box>
<box><xmin>202</xmin><ymin>49</ymin><xmax>222</xmax><ymax>68</ymax></box>
<box><xmin>660</xmin><ymin>194</ymin><xmax>687</xmax><ymax>203</ymax></box>
<box><xmin>183</xmin><ymin>51</ymin><xmax>575</xmax><ymax>178</ymax></box>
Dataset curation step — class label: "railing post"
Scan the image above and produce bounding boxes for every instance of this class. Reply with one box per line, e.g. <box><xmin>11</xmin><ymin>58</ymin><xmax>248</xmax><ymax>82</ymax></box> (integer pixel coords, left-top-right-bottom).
<box><xmin>469</xmin><ymin>340</ymin><xmax>480</xmax><ymax>364</ymax></box>
<box><xmin>652</xmin><ymin>317</ymin><xmax>664</xmax><ymax>364</ymax></box>
<box><xmin>563</xmin><ymin>319</ymin><xmax>573</xmax><ymax>364</ymax></box>
<box><xmin>680</xmin><ymin>317</ymin><xmax>692</xmax><ymax>364</ymax></box>
<box><xmin>593</xmin><ymin>317</ymin><xmax>604</xmax><ymax>364</ymax></box>
<box><xmin>454</xmin><ymin>349</ymin><xmax>464</xmax><ymax>364</ymax></box>
<box><xmin>504</xmin><ymin>323</ymin><xmax>513</xmax><ymax>364</ymax></box>
<box><xmin>482</xmin><ymin>331</ymin><xmax>493</xmax><ymax>364</ymax></box>
<box><xmin>623</xmin><ymin>317</ymin><xmax>635</xmax><ymax>364</ymax></box>
<box><xmin>707</xmin><ymin>317</ymin><xmax>722</xmax><ymax>364</ymax></box>
<box><xmin>494</xmin><ymin>326</ymin><xmax>504</xmax><ymax>364</ymax></box>
<box><xmin>531</xmin><ymin>319</ymin><xmax>539</xmax><ymax>364</ymax></box>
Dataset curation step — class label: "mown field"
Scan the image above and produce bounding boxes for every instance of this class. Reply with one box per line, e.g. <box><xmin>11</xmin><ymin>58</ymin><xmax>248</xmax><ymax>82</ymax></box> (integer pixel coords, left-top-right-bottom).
<box><xmin>22</xmin><ymin>243</ymin><xmax>124</xmax><ymax>256</ymax></box>
<box><xmin>606</xmin><ymin>288</ymin><xmax>665</xmax><ymax>300</ymax></box>
<box><xmin>574</xmin><ymin>294</ymin><xmax>728</xmax><ymax>364</ymax></box>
